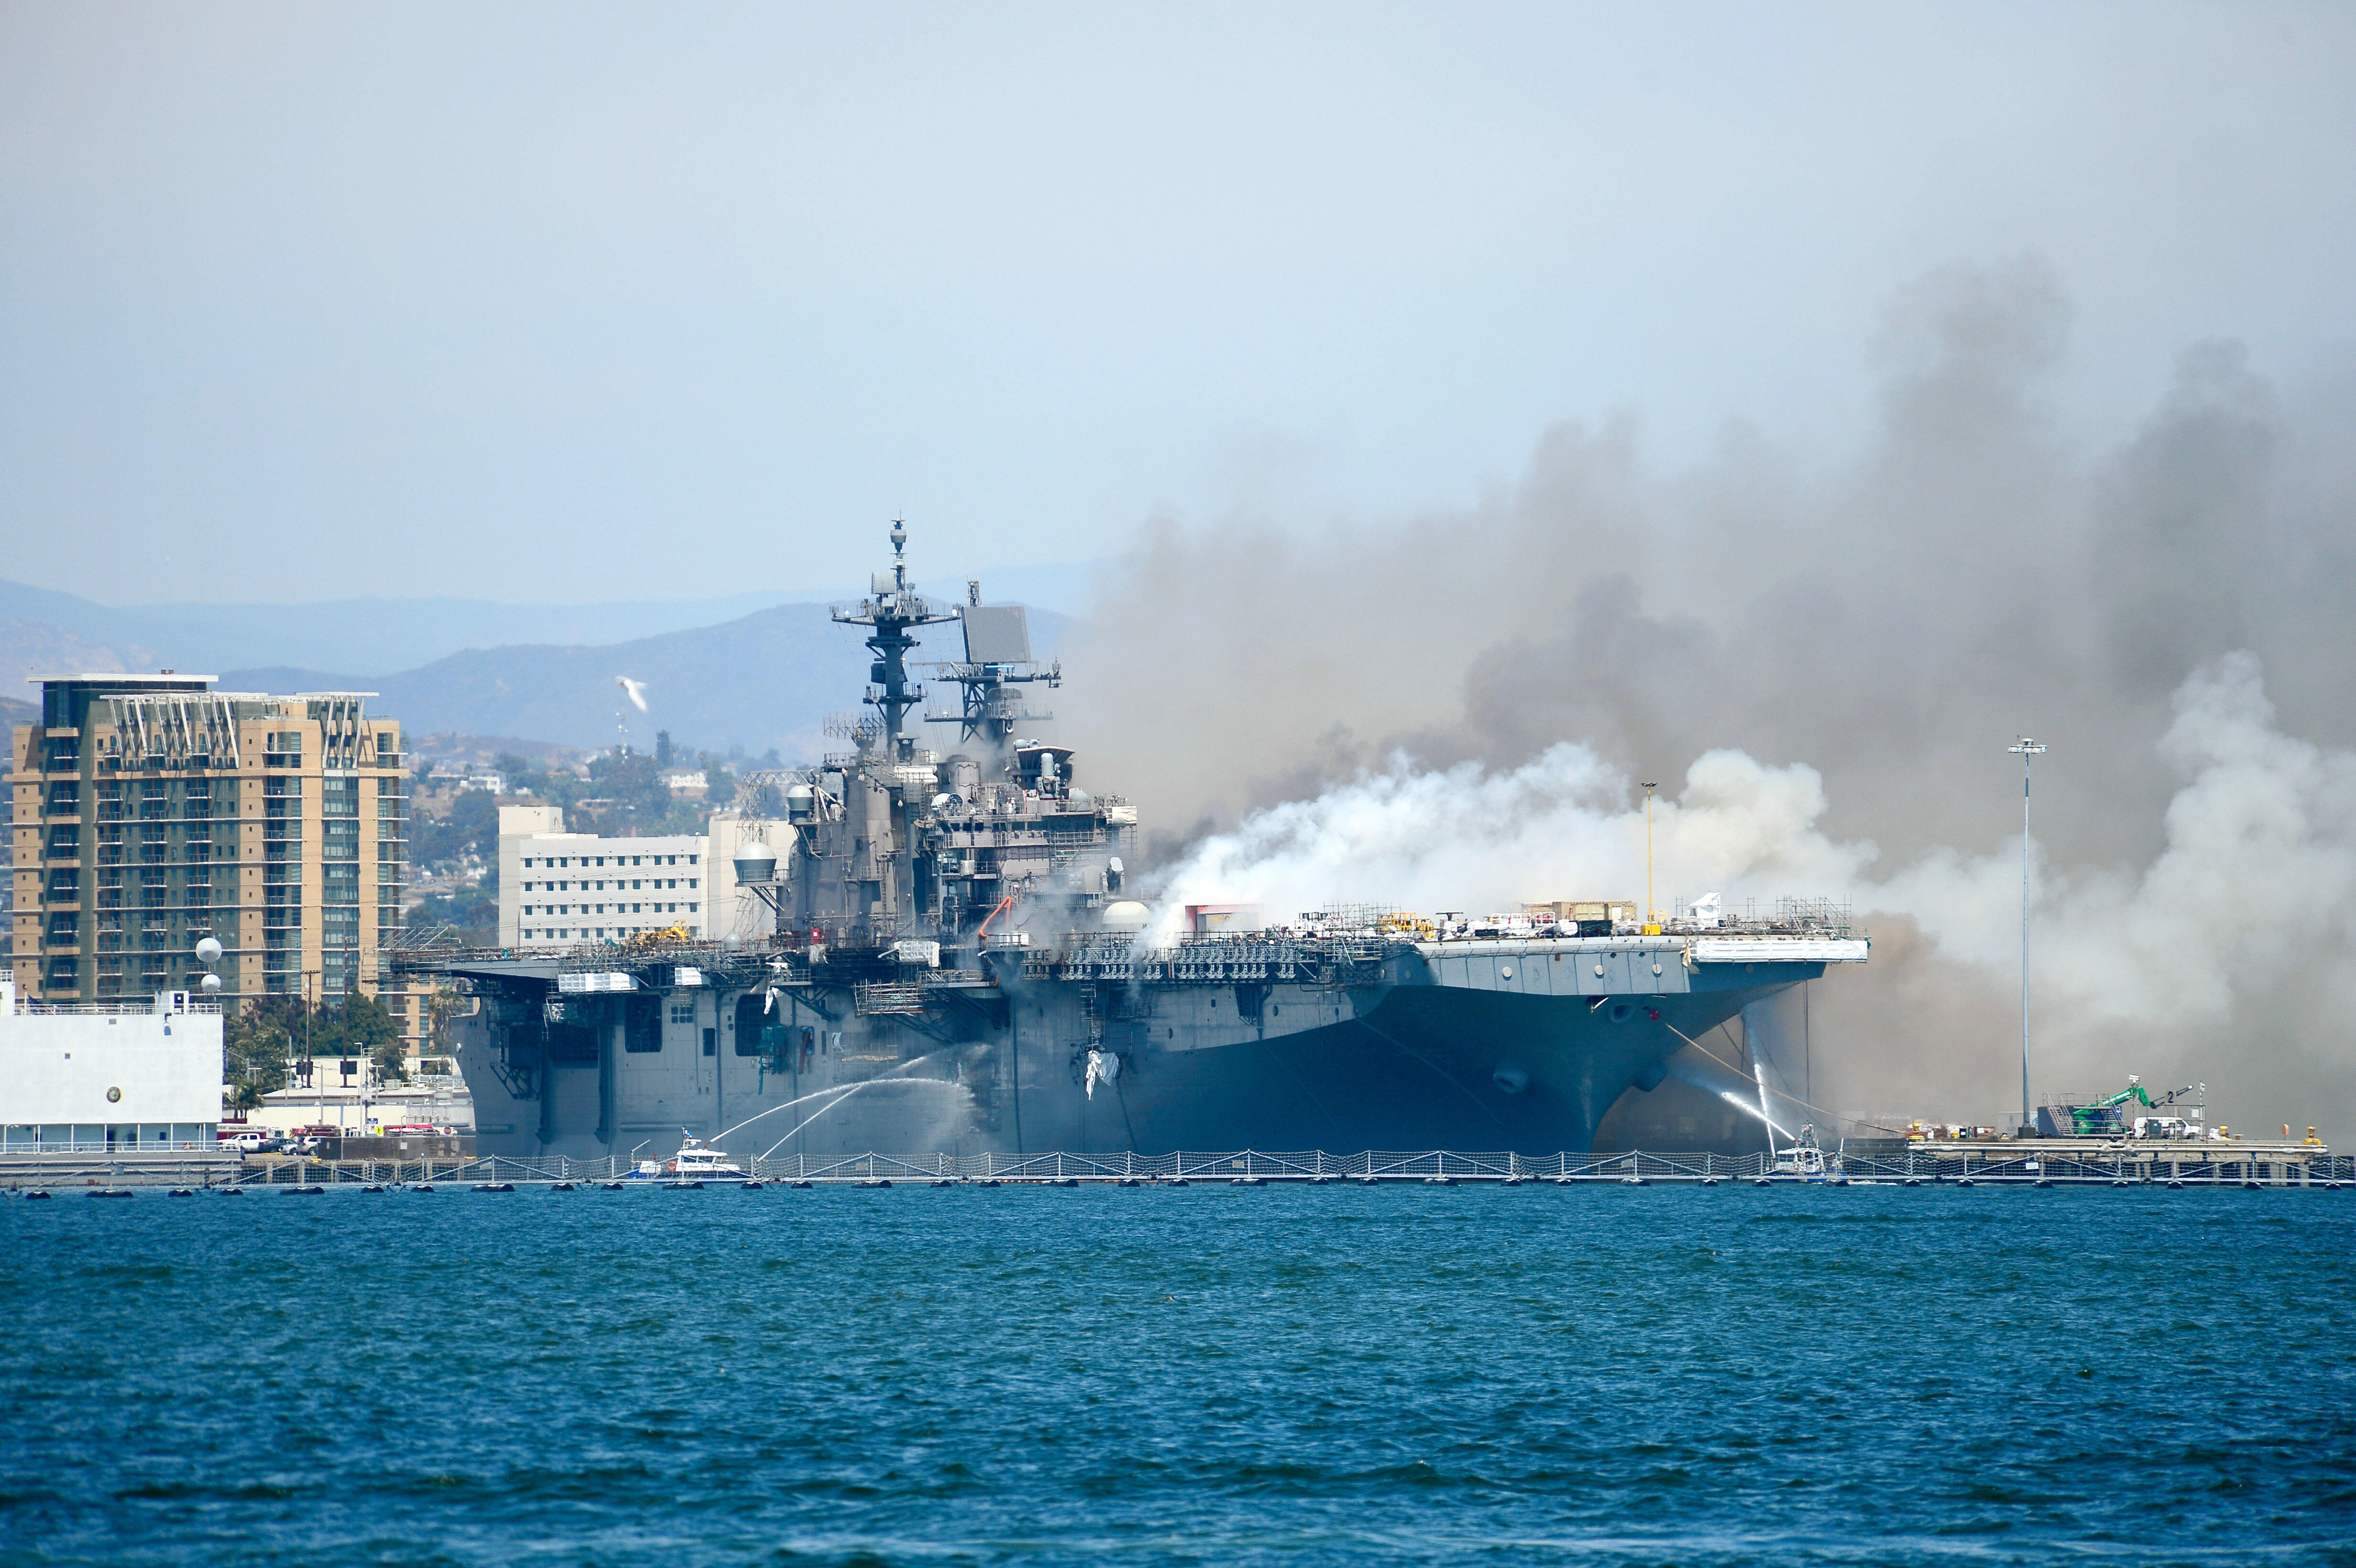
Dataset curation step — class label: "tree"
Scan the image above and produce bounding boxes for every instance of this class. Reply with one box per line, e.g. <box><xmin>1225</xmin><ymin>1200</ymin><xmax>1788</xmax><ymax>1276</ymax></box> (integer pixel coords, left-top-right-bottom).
<box><xmin>409</xmin><ymin>865</ymin><xmax>499</xmax><ymax>937</ymax></box>
<box><xmin>583</xmin><ymin>750</ymin><xmax>672</xmax><ymax>830</ymax></box>
<box><xmin>318</xmin><ymin>992</ymin><xmax>407</xmax><ymax>1082</ymax></box>
<box><xmin>411</xmin><ymin>787</ymin><xmax>499</xmax><ymax>870</ymax></box>
<box><xmin>225</xmin><ymin>992</ymin><xmax>412</xmax><ymax>1108</ymax></box>
<box><xmin>425</xmin><ymin>985</ymin><xmax>465</xmax><ymax>1061</ymax></box>
<box><xmin>224</xmin><ymin>996</ymin><xmax>302</xmax><ymax>1110</ymax></box>
<box><xmin>494</xmin><ymin>751</ymin><xmax>542</xmax><ymax>793</ymax></box>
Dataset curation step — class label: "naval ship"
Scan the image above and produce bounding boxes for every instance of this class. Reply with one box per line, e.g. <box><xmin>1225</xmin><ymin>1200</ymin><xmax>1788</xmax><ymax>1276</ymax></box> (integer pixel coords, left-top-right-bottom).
<box><xmin>426</xmin><ymin>525</ymin><xmax>1867</xmax><ymax>1163</ymax></box>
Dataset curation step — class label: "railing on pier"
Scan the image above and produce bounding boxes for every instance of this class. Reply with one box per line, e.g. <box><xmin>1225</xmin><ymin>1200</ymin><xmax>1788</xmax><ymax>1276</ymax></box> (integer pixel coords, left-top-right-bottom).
<box><xmin>174</xmin><ymin>1146</ymin><xmax>2356</xmax><ymax>1188</ymax></box>
<box><xmin>13</xmin><ymin>1146</ymin><xmax>2348</xmax><ymax>1189</ymax></box>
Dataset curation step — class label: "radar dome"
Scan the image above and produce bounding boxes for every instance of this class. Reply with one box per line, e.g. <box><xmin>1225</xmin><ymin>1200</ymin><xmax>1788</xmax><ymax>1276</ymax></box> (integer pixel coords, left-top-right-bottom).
<box><xmin>200</xmin><ymin>973</ymin><xmax>223</xmax><ymax>993</ymax></box>
<box><xmin>732</xmin><ymin>840</ymin><xmax>776</xmax><ymax>883</ymax></box>
<box><xmin>195</xmin><ymin>936</ymin><xmax>223</xmax><ymax>964</ymax></box>
<box><xmin>1101</xmin><ymin>901</ymin><xmax>1150</xmax><ymax>934</ymax></box>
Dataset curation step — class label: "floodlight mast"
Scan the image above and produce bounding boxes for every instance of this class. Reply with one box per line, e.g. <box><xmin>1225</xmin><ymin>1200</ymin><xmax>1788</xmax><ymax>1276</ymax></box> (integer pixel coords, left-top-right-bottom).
<box><xmin>2009</xmin><ymin>737</ymin><xmax>2048</xmax><ymax>1136</ymax></box>
<box><xmin>1640</xmin><ymin>782</ymin><xmax>1660</xmax><ymax>929</ymax></box>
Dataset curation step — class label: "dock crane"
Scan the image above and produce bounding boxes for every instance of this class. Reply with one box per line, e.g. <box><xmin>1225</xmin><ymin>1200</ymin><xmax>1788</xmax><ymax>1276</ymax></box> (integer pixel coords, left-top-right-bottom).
<box><xmin>2065</xmin><ymin>1077</ymin><xmax>2201</xmax><ymax>1136</ymax></box>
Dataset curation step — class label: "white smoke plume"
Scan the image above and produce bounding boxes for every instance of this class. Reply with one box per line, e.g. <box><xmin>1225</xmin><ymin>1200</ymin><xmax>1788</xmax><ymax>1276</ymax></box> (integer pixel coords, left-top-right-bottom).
<box><xmin>1142</xmin><ymin>651</ymin><xmax>2356</xmax><ymax>1132</ymax></box>
<box><xmin>1145</xmin><ymin>743</ymin><xmax>1868</xmax><ymax>941</ymax></box>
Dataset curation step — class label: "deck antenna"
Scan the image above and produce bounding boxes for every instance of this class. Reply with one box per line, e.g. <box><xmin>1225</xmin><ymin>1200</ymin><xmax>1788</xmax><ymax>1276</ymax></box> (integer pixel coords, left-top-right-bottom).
<box><xmin>1640</xmin><ymin>782</ymin><xmax>1659</xmax><ymax>931</ymax></box>
<box><xmin>2008</xmin><ymin>737</ymin><xmax>2048</xmax><ymax>1136</ymax></box>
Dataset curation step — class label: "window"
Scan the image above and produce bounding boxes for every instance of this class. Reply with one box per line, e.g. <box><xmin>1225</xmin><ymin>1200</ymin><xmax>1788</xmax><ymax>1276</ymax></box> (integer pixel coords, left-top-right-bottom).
<box><xmin>688</xmin><ymin>855</ymin><xmax>698</xmax><ymax>865</ymax></box>
<box><xmin>668</xmin><ymin>1002</ymin><xmax>695</xmax><ymax>1024</ymax></box>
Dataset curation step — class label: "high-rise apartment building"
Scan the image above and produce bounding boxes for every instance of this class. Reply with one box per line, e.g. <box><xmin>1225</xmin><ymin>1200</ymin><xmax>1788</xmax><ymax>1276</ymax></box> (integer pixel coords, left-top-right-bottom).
<box><xmin>7</xmin><ymin>676</ymin><xmax>417</xmax><ymax>1047</ymax></box>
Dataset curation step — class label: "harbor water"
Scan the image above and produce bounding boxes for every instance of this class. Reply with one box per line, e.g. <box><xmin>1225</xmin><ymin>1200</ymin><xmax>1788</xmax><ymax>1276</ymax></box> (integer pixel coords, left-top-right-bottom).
<box><xmin>3</xmin><ymin>1184</ymin><xmax>2351</xmax><ymax>1566</ymax></box>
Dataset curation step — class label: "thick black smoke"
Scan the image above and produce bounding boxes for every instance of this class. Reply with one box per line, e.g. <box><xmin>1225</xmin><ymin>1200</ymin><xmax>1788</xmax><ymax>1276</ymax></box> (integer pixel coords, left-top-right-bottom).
<box><xmin>1058</xmin><ymin>257</ymin><xmax>2356</xmax><ymax>1136</ymax></box>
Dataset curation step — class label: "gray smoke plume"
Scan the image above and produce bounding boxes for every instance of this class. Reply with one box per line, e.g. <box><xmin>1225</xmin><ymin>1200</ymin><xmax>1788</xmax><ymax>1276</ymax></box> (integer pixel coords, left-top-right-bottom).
<box><xmin>1060</xmin><ymin>256</ymin><xmax>2356</xmax><ymax>1138</ymax></box>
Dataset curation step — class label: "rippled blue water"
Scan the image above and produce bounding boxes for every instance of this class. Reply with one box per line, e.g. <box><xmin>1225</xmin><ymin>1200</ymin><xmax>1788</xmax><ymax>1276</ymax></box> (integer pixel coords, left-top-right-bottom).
<box><xmin>3</xmin><ymin>1181</ymin><xmax>2352</xmax><ymax>1566</ymax></box>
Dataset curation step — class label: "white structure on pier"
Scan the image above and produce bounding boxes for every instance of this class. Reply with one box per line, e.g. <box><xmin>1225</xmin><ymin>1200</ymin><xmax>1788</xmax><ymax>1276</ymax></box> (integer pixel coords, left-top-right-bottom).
<box><xmin>0</xmin><ymin>978</ymin><xmax>223</xmax><ymax>1151</ymax></box>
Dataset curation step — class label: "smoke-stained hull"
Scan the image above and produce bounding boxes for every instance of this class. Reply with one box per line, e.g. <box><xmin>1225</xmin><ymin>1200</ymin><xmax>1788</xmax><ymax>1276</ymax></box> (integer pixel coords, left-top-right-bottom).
<box><xmin>1066</xmin><ymin>987</ymin><xmax>1750</xmax><ymax>1155</ymax></box>
<box><xmin>450</xmin><ymin>940</ymin><xmax>1846</xmax><ymax>1162</ymax></box>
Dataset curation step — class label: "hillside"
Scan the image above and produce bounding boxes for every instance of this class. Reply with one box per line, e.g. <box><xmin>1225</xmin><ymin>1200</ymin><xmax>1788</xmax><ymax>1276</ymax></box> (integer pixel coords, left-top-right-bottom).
<box><xmin>0</xmin><ymin>577</ymin><xmax>793</xmax><ymax>678</ymax></box>
<box><xmin>221</xmin><ymin>601</ymin><xmax>1071</xmax><ymax>758</ymax></box>
<box><xmin>0</xmin><ymin>560</ymin><xmax>1099</xmax><ymax>680</ymax></box>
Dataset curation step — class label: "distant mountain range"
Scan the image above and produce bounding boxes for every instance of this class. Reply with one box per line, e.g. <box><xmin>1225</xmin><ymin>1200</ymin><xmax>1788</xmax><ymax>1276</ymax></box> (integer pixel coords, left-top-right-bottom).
<box><xmin>224</xmin><ymin>601</ymin><xmax>1070</xmax><ymax>758</ymax></box>
<box><xmin>0</xmin><ymin>561</ymin><xmax>1098</xmax><ymax>681</ymax></box>
<box><xmin>0</xmin><ymin>564</ymin><xmax>1093</xmax><ymax>754</ymax></box>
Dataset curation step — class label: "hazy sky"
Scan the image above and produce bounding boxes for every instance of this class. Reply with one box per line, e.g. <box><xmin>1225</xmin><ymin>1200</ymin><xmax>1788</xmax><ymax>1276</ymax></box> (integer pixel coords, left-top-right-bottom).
<box><xmin>2</xmin><ymin>2</ymin><xmax>2350</xmax><ymax>605</ymax></box>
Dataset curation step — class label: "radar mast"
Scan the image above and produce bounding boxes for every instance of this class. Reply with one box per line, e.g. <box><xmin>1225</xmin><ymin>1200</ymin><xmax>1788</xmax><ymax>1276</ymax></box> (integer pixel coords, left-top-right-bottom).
<box><xmin>922</xmin><ymin>577</ymin><xmax>1061</xmax><ymax>748</ymax></box>
<box><xmin>830</xmin><ymin>520</ymin><xmax>958</xmax><ymax>751</ymax></box>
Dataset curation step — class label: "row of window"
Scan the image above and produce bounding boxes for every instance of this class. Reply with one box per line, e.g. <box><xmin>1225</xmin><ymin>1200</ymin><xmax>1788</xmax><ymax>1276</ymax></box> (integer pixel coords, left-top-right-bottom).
<box><xmin>524</xmin><ymin>901</ymin><xmax>698</xmax><ymax>917</ymax></box>
<box><xmin>521</xmin><ymin>852</ymin><xmax>697</xmax><ymax>868</ymax></box>
<box><xmin>520</xmin><ymin>876</ymin><xmax>696</xmax><ymax>892</ymax></box>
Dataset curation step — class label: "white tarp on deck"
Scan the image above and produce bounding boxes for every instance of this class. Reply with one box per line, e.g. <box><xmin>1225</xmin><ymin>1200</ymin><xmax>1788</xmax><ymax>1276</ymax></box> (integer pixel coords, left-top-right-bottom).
<box><xmin>1690</xmin><ymin>938</ymin><xmax>1869</xmax><ymax>964</ymax></box>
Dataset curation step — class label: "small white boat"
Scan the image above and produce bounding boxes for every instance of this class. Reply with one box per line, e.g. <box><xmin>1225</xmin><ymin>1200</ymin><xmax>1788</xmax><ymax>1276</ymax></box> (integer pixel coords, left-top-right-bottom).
<box><xmin>1770</xmin><ymin>1124</ymin><xmax>1836</xmax><ymax>1182</ymax></box>
<box><xmin>665</xmin><ymin>1134</ymin><xmax>746</xmax><ymax>1180</ymax></box>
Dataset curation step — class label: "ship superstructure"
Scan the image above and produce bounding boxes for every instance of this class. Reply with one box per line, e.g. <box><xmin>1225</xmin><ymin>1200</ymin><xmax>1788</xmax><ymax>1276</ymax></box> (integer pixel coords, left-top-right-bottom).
<box><xmin>421</xmin><ymin>527</ymin><xmax>1867</xmax><ymax>1165</ymax></box>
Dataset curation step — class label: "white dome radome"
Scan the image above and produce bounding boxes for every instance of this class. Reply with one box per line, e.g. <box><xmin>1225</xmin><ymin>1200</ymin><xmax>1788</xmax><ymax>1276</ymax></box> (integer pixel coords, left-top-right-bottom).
<box><xmin>1101</xmin><ymin>901</ymin><xmax>1150</xmax><ymax>934</ymax></box>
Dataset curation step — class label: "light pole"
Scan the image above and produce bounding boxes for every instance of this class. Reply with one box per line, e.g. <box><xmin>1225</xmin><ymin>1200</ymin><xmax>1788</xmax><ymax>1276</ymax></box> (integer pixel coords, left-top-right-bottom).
<box><xmin>1640</xmin><ymin>782</ymin><xmax>1659</xmax><ymax>931</ymax></box>
<box><xmin>2009</xmin><ymin>738</ymin><xmax>2047</xmax><ymax>1136</ymax></box>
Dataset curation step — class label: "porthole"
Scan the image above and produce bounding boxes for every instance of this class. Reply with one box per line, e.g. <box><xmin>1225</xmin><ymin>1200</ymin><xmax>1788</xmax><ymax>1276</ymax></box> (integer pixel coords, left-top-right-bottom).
<box><xmin>106</xmin><ymin>1086</ymin><xmax>122</xmax><ymax>1103</ymax></box>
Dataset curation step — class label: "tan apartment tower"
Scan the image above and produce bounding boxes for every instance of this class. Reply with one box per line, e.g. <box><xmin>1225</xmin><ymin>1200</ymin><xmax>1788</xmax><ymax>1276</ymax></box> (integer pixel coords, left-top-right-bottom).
<box><xmin>8</xmin><ymin>676</ymin><xmax>414</xmax><ymax>1039</ymax></box>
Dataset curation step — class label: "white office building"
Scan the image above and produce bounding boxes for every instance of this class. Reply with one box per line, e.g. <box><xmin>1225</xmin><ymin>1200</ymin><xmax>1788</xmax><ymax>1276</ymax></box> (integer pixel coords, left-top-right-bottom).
<box><xmin>497</xmin><ymin>806</ymin><xmax>783</xmax><ymax>949</ymax></box>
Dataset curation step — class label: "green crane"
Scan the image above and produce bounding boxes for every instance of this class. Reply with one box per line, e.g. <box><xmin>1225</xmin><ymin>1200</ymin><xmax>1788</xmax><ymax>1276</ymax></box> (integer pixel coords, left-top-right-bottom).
<box><xmin>2069</xmin><ymin>1077</ymin><xmax>2155</xmax><ymax>1135</ymax></box>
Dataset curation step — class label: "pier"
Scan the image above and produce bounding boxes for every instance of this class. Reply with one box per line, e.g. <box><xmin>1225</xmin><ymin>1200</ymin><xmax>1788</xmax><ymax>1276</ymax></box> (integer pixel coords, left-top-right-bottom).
<box><xmin>5</xmin><ymin>1141</ymin><xmax>2344</xmax><ymax>1189</ymax></box>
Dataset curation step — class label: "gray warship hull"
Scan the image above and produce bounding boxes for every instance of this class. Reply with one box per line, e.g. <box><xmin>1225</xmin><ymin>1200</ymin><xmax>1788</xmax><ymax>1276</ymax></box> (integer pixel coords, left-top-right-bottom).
<box><xmin>445</xmin><ymin>936</ymin><xmax>1858</xmax><ymax>1162</ymax></box>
